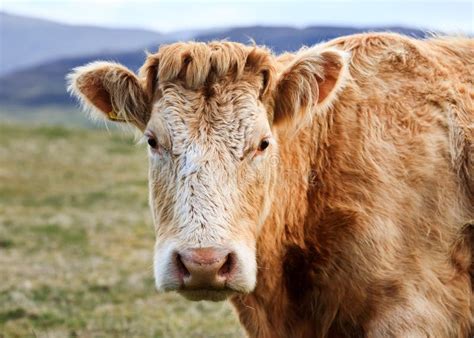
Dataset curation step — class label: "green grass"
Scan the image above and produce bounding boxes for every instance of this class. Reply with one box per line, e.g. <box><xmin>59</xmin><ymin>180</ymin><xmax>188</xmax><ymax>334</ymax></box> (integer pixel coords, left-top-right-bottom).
<box><xmin>0</xmin><ymin>122</ymin><xmax>243</xmax><ymax>337</ymax></box>
<box><xmin>0</xmin><ymin>106</ymin><xmax>98</xmax><ymax>128</ymax></box>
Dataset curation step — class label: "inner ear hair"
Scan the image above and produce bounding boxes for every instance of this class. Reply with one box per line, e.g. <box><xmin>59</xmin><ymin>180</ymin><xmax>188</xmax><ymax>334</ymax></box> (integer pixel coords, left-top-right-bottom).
<box><xmin>244</xmin><ymin>47</ymin><xmax>276</xmax><ymax>100</ymax></box>
<box><xmin>67</xmin><ymin>61</ymin><xmax>152</xmax><ymax>130</ymax></box>
<box><xmin>75</xmin><ymin>67</ymin><xmax>114</xmax><ymax>115</ymax></box>
<box><xmin>272</xmin><ymin>47</ymin><xmax>349</xmax><ymax>126</ymax></box>
<box><xmin>260</xmin><ymin>69</ymin><xmax>272</xmax><ymax>99</ymax></box>
<box><xmin>140</xmin><ymin>53</ymin><xmax>160</xmax><ymax>102</ymax></box>
<box><xmin>316</xmin><ymin>50</ymin><xmax>348</xmax><ymax>106</ymax></box>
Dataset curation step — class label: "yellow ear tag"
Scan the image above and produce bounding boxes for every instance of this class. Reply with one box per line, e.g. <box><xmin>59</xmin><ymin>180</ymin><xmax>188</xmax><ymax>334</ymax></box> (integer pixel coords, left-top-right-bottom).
<box><xmin>108</xmin><ymin>110</ymin><xmax>125</xmax><ymax>122</ymax></box>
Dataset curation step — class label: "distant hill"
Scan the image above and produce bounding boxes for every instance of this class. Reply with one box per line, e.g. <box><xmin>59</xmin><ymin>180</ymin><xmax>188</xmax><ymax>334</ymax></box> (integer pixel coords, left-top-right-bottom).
<box><xmin>0</xmin><ymin>49</ymin><xmax>148</xmax><ymax>108</ymax></box>
<box><xmin>195</xmin><ymin>25</ymin><xmax>427</xmax><ymax>52</ymax></box>
<box><xmin>0</xmin><ymin>12</ymin><xmax>163</xmax><ymax>75</ymax></box>
<box><xmin>0</xmin><ymin>24</ymin><xmax>429</xmax><ymax>124</ymax></box>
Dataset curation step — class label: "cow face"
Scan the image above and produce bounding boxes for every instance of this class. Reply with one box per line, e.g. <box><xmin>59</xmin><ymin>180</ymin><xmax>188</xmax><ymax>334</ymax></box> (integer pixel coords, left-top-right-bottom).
<box><xmin>68</xmin><ymin>42</ymin><xmax>348</xmax><ymax>301</ymax></box>
<box><xmin>146</xmin><ymin>78</ymin><xmax>280</xmax><ymax>301</ymax></box>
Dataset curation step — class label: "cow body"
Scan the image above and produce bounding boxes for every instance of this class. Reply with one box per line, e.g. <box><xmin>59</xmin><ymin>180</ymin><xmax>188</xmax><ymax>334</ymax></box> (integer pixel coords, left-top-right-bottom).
<box><xmin>68</xmin><ymin>33</ymin><xmax>473</xmax><ymax>337</ymax></box>
<box><xmin>232</xmin><ymin>34</ymin><xmax>474</xmax><ymax>337</ymax></box>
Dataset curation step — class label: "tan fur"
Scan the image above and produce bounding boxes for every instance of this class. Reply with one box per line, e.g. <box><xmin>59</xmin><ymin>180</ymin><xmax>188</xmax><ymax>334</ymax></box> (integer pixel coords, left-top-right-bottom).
<box><xmin>68</xmin><ymin>33</ymin><xmax>474</xmax><ymax>337</ymax></box>
<box><xmin>67</xmin><ymin>61</ymin><xmax>152</xmax><ymax>130</ymax></box>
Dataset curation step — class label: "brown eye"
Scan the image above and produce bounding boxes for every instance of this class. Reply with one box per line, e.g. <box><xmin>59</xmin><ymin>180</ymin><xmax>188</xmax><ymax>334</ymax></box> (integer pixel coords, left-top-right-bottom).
<box><xmin>258</xmin><ymin>138</ymin><xmax>270</xmax><ymax>152</ymax></box>
<box><xmin>147</xmin><ymin>137</ymin><xmax>157</xmax><ymax>149</ymax></box>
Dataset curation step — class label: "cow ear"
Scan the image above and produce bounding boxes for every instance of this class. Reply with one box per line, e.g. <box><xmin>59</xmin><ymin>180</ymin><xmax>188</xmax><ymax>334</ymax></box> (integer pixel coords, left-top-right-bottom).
<box><xmin>272</xmin><ymin>48</ymin><xmax>349</xmax><ymax>128</ymax></box>
<box><xmin>67</xmin><ymin>61</ymin><xmax>153</xmax><ymax>131</ymax></box>
<box><xmin>139</xmin><ymin>53</ymin><xmax>160</xmax><ymax>102</ymax></box>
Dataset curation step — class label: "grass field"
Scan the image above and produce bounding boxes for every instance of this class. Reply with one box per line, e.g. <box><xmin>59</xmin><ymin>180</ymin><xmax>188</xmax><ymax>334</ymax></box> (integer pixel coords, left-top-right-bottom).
<box><xmin>0</xmin><ymin>122</ymin><xmax>243</xmax><ymax>337</ymax></box>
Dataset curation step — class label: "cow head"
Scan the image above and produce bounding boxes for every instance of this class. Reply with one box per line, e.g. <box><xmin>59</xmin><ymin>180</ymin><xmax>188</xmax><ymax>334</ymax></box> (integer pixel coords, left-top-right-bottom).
<box><xmin>67</xmin><ymin>42</ymin><xmax>348</xmax><ymax>301</ymax></box>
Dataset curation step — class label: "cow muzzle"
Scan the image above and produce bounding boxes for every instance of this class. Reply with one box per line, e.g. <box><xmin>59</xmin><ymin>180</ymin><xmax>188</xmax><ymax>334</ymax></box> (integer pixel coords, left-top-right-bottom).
<box><xmin>176</xmin><ymin>248</ymin><xmax>234</xmax><ymax>288</ymax></box>
<box><xmin>154</xmin><ymin>243</ymin><xmax>256</xmax><ymax>301</ymax></box>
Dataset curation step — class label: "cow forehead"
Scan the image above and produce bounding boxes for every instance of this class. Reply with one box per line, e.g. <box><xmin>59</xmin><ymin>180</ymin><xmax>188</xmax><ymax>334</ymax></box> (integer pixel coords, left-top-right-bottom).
<box><xmin>149</xmin><ymin>85</ymin><xmax>266</xmax><ymax>158</ymax></box>
<box><xmin>142</xmin><ymin>41</ymin><xmax>276</xmax><ymax>137</ymax></box>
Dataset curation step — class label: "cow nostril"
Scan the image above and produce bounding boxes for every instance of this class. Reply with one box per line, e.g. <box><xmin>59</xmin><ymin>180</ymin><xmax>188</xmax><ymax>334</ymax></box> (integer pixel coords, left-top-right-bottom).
<box><xmin>218</xmin><ymin>253</ymin><xmax>235</xmax><ymax>277</ymax></box>
<box><xmin>177</xmin><ymin>248</ymin><xmax>236</xmax><ymax>288</ymax></box>
<box><xmin>176</xmin><ymin>254</ymin><xmax>190</xmax><ymax>278</ymax></box>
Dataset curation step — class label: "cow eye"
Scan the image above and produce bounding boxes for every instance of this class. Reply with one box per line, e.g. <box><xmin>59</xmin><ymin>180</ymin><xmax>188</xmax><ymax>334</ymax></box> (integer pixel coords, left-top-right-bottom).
<box><xmin>144</xmin><ymin>131</ymin><xmax>161</xmax><ymax>153</ymax></box>
<box><xmin>147</xmin><ymin>136</ymin><xmax>158</xmax><ymax>149</ymax></box>
<box><xmin>257</xmin><ymin>138</ymin><xmax>270</xmax><ymax>152</ymax></box>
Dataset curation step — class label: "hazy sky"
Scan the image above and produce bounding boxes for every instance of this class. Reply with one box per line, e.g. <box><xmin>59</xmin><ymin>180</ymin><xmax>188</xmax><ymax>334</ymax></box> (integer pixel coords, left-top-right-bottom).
<box><xmin>2</xmin><ymin>0</ymin><xmax>473</xmax><ymax>33</ymax></box>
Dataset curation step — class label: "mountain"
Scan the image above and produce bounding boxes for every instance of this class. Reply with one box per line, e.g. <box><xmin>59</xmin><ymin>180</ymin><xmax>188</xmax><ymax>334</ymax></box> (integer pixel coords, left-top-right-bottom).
<box><xmin>0</xmin><ymin>24</ymin><xmax>429</xmax><ymax>124</ymax></box>
<box><xmin>0</xmin><ymin>49</ymin><xmax>147</xmax><ymax>108</ymax></box>
<box><xmin>195</xmin><ymin>25</ymin><xmax>427</xmax><ymax>52</ymax></box>
<box><xmin>0</xmin><ymin>12</ymin><xmax>163</xmax><ymax>75</ymax></box>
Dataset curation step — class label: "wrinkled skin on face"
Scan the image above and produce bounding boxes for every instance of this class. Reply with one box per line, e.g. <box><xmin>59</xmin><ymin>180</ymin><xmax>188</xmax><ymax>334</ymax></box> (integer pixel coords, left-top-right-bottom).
<box><xmin>67</xmin><ymin>41</ymin><xmax>347</xmax><ymax>301</ymax></box>
<box><xmin>148</xmin><ymin>81</ymin><xmax>277</xmax><ymax>300</ymax></box>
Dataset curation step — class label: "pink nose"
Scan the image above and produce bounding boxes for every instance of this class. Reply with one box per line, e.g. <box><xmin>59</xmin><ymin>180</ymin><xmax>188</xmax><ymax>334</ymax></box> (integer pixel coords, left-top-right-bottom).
<box><xmin>176</xmin><ymin>248</ymin><xmax>234</xmax><ymax>289</ymax></box>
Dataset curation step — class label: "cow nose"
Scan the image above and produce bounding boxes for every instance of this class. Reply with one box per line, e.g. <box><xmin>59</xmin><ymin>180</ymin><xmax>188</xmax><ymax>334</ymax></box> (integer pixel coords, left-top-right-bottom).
<box><xmin>176</xmin><ymin>248</ymin><xmax>234</xmax><ymax>289</ymax></box>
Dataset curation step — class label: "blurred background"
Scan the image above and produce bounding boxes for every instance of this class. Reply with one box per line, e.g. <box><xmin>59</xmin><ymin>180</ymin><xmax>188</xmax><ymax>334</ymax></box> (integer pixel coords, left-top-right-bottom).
<box><xmin>0</xmin><ymin>0</ymin><xmax>472</xmax><ymax>337</ymax></box>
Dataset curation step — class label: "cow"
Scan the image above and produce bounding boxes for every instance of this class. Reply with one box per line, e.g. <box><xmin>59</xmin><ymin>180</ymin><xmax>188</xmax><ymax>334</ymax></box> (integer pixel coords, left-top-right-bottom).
<box><xmin>67</xmin><ymin>33</ymin><xmax>474</xmax><ymax>337</ymax></box>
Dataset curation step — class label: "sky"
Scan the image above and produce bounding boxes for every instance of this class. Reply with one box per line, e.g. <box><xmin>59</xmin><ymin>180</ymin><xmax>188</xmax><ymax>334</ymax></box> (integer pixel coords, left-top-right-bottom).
<box><xmin>1</xmin><ymin>0</ymin><xmax>473</xmax><ymax>34</ymax></box>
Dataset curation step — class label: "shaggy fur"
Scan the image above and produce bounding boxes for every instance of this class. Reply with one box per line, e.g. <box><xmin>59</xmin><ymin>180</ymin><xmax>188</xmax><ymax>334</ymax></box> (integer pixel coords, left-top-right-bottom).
<box><xmin>68</xmin><ymin>33</ymin><xmax>474</xmax><ymax>337</ymax></box>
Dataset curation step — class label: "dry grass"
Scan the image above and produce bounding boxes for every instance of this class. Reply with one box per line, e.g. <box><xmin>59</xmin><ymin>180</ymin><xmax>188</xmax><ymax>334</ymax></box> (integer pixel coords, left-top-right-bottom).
<box><xmin>0</xmin><ymin>122</ymin><xmax>243</xmax><ymax>337</ymax></box>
